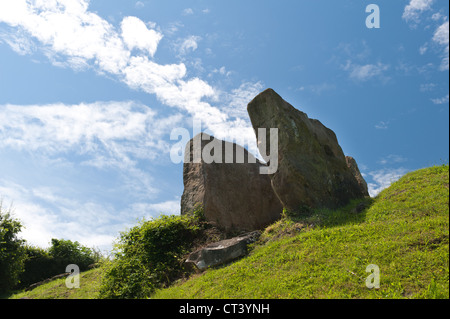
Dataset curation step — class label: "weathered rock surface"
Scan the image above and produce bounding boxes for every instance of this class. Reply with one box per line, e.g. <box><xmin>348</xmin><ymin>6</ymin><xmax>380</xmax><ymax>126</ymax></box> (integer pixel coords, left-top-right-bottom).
<box><xmin>181</xmin><ymin>133</ymin><xmax>283</xmax><ymax>231</ymax></box>
<box><xmin>185</xmin><ymin>231</ymin><xmax>261</xmax><ymax>270</ymax></box>
<box><xmin>346</xmin><ymin>156</ymin><xmax>369</xmax><ymax>197</ymax></box>
<box><xmin>247</xmin><ymin>88</ymin><xmax>368</xmax><ymax>212</ymax></box>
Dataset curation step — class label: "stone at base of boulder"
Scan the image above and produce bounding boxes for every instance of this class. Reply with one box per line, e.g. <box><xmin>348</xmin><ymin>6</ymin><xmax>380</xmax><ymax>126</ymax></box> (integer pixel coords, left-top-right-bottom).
<box><xmin>185</xmin><ymin>231</ymin><xmax>261</xmax><ymax>271</ymax></box>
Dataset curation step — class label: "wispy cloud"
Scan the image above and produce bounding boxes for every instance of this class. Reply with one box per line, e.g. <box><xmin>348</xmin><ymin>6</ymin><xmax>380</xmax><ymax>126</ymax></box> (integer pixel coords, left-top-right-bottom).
<box><xmin>367</xmin><ymin>168</ymin><xmax>409</xmax><ymax>197</ymax></box>
<box><xmin>431</xmin><ymin>93</ymin><xmax>449</xmax><ymax>104</ymax></box>
<box><xmin>378</xmin><ymin>154</ymin><xmax>408</xmax><ymax>165</ymax></box>
<box><xmin>335</xmin><ymin>41</ymin><xmax>390</xmax><ymax>83</ymax></box>
<box><xmin>0</xmin><ymin>0</ymin><xmax>262</xmax><ymax>152</ymax></box>
<box><xmin>0</xmin><ymin>1</ymin><xmax>267</xmax><ymax>251</ymax></box>
<box><xmin>176</xmin><ymin>35</ymin><xmax>201</xmax><ymax>56</ymax></box>
<box><xmin>375</xmin><ymin>121</ymin><xmax>389</xmax><ymax>130</ymax></box>
<box><xmin>401</xmin><ymin>1</ymin><xmax>449</xmax><ymax>72</ymax></box>
<box><xmin>0</xmin><ymin>181</ymin><xmax>116</xmax><ymax>250</ymax></box>
<box><xmin>432</xmin><ymin>21</ymin><xmax>449</xmax><ymax>71</ymax></box>
<box><xmin>0</xmin><ymin>101</ymin><xmax>174</xmax><ymax>156</ymax></box>
<box><xmin>403</xmin><ymin>0</ymin><xmax>434</xmax><ymax>25</ymax></box>
<box><xmin>0</xmin><ymin>180</ymin><xmax>180</xmax><ymax>251</ymax></box>
<box><xmin>131</xmin><ymin>200</ymin><xmax>181</xmax><ymax>220</ymax></box>
<box><xmin>0</xmin><ymin>101</ymin><xmax>184</xmax><ymax>198</ymax></box>
<box><xmin>296</xmin><ymin>83</ymin><xmax>336</xmax><ymax>95</ymax></box>
<box><xmin>420</xmin><ymin>83</ymin><xmax>437</xmax><ymax>92</ymax></box>
<box><xmin>135</xmin><ymin>1</ymin><xmax>145</xmax><ymax>9</ymax></box>
<box><xmin>182</xmin><ymin>8</ymin><xmax>194</xmax><ymax>16</ymax></box>
<box><xmin>342</xmin><ymin>60</ymin><xmax>390</xmax><ymax>82</ymax></box>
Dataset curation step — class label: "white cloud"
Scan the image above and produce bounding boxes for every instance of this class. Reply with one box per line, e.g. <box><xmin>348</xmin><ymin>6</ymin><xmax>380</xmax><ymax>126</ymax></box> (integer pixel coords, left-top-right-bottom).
<box><xmin>375</xmin><ymin>121</ymin><xmax>389</xmax><ymax>130</ymax></box>
<box><xmin>0</xmin><ymin>181</ymin><xmax>118</xmax><ymax>250</ymax></box>
<box><xmin>378</xmin><ymin>154</ymin><xmax>408</xmax><ymax>165</ymax></box>
<box><xmin>0</xmin><ymin>101</ymin><xmax>165</xmax><ymax>153</ymax></box>
<box><xmin>0</xmin><ymin>0</ymin><xmax>264</xmax><ymax>152</ymax></box>
<box><xmin>420</xmin><ymin>83</ymin><xmax>436</xmax><ymax>91</ymax></box>
<box><xmin>0</xmin><ymin>101</ymin><xmax>184</xmax><ymax>198</ymax></box>
<box><xmin>0</xmin><ymin>0</ymin><xmax>132</xmax><ymax>74</ymax></box>
<box><xmin>135</xmin><ymin>1</ymin><xmax>145</xmax><ymax>9</ymax></box>
<box><xmin>0</xmin><ymin>104</ymin><xmax>187</xmax><ymax>251</ymax></box>
<box><xmin>121</xmin><ymin>16</ymin><xmax>162</xmax><ymax>56</ymax></box>
<box><xmin>131</xmin><ymin>200</ymin><xmax>181</xmax><ymax>219</ymax></box>
<box><xmin>0</xmin><ymin>0</ymin><xmax>270</xmax><ymax>252</ymax></box>
<box><xmin>403</xmin><ymin>0</ymin><xmax>434</xmax><ymax>24</ymax></box>
<box><xmin>419</xmin><ymin>43</ymin><xmax>428</xmax><ymax>55</ymax></box>
<box><xmin>176</xmin><ymin>35</ymin><xmax>201</xmax><ymax>56</ymax></box>
<box><xmin>221</xmin><ymin>82</ymin><xmax>264</xmax><ymax>120</ymax></box>
<box><xmin>342</xmin><ymin>60</ymin><xmax>390</xmax><ymax>82</ymax></box>
<box><xmin>432</xmin><ymin>21</ymin><xmax>449</xmax><ymax>71</ymax></box>
<box><xmin>431</xmin><ymin>12</ymin><xmax>443</xmax><ymax>21</ymax></box>
<box><xmin>182</xmin><ymin>8</ymin><xmax>194</xmax><ymax>16</ymax></box>
<box><xmin>0</xmin><ymin>181</ymin><xmax>182</xmax><ymax>252</ymax></box>
<box><xmin>401</xmin><ymin>1</ymin><xmax>449</xmax><ymax>71</ymax></box>
<box><xmin>367</xmin><ymin>168</ymin><xmax>409</xmax><ymax>197</ymax></box>
<box><xmin>296</xmin><ymin>83</ymin><xmax>336</xmax><ymax>95</ymax></box>
<box><xmin>0</xmin><ymin>28</ymin><xmax>35</xmax><ymax>55</ymax></box>
<box><xmin>431</xmin><ymin>93</ymin><xmax>449</xmax><ymax>104</ymax></box>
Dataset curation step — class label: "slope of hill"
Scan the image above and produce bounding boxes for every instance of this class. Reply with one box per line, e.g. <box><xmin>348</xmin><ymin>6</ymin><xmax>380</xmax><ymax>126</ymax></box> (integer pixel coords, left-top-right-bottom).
<box><xmin>152</xmin><ymin>165</ymin><xmax>449</xmax><ymax>299</ymax></box>
<box><xmin>8</xmin><ymin>165</ymin><xmax>449</xmax><ymax>299</ymax></box>
<box><xmin>9</xmin><ymin>267</ymin><xmax>103</xmax><ymax>299</ymax></box>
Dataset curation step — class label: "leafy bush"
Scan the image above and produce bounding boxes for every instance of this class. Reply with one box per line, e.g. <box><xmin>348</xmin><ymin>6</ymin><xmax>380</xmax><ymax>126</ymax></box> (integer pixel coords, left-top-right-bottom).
<box><xmin>18</xmin><ymin>246</ymin><xmax>56</xmax><ymax>288</ymax></box>
<box><xmin>0</xmin><ymin>203</ymin><xmax>27</xmax><ymax>294</ymax></box>
<box><xmin>18</xmin><ymin>239</ymin><xmax>100</xmax><ymax>288</ymax></box>
<box><xmin>100</xmin><ymin>210</ymin><xmax>206</xmax><ymax>299</ymax></box>
<box><xmin>1</xmin><ymin>201</ymin><xmax>100</xmax><ymax>292</ymax></box>
<box><xmin>48</xmin><ymin>238</ymin><xmax>98</xmax><ymax>270</ymax></box>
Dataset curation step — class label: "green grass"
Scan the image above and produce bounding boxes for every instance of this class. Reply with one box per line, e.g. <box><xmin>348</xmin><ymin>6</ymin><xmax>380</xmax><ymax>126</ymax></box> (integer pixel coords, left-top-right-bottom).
<box><xmin>152</xmin><ymin>165</ymin><xmax>449</xmax><ymax>299</ymax></box>
<box><xmin>9</xmin><ymin>267</ymin><xmax>104</xmax><ymax>299</ymax></box>
<box><xmin>8</xmin><ymin>165</ymin><xmax>449</xmax><ymax>299</ymax></box>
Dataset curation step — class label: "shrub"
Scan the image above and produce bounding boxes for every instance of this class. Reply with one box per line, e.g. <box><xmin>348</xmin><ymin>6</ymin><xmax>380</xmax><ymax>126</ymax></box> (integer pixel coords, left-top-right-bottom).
<box><xmin>17</xmin><ymin>239</ymin><xmax>100</xmax><ymax>289</ymax></box>
<box><xmin>100</xmin><ymin>210</ymin><xmax>206</xmax><ymax>299</ymax></box>
<box><xmin>0</xmin><ymin>203</ymin><xmax>27</xmax><ymax>294</ymax></box>
<box><xmin>18</xmin><ymin>246</ymin><xmax>56</xmax><ymax>288</ymax></box>
<box><xmin>1</xmin><ymin>200</ymin><xmax>101</xmax><ymax>292</ymax></box>
<box><xmin>48</xmin><ymin>238</ymin><xmax>98</xmax><ymax>270</ymax></box>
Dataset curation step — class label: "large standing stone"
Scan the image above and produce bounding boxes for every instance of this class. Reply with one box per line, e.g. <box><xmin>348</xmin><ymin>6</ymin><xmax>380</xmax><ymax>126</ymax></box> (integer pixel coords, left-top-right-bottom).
<box><xmin>181</xmin><ymin>133</ymin><xmax>283</xmax><ymax>231</ymax></box>
<box><xmin>247</xmin><ymin>88</ymin><xmax>368</xmax><ymax>212</ymax></box>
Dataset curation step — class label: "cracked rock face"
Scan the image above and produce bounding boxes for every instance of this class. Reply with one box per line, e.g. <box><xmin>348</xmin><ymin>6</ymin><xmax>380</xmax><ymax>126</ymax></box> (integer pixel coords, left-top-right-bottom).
<box><xmin>181</xmin><ymin>133</ymin><xmax>282</xmax><ymax>231</ymax></box>
<box><xmin>247</xmin><ymin>88</ymin><xmax>368</xmax><ymax>212</ymax></box>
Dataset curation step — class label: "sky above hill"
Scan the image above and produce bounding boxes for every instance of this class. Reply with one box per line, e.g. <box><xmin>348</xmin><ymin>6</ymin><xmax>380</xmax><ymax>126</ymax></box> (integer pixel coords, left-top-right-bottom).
<box><xmin>0</xmin><ymin>0</ymin><xmax>448</xmax><ymax>253</ymax></box>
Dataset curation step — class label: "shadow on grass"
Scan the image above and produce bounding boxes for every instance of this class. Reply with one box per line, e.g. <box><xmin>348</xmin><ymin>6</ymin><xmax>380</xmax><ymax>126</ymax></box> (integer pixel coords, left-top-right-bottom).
<box><xmin>283</xmin><ymin>197</ymin><xmax>375</xmax><ymax>230</ymax></box>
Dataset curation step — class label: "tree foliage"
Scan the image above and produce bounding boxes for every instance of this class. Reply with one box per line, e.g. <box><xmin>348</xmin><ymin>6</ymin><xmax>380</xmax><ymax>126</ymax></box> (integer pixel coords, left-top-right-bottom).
<box><xmin>0</xmin><ymin>203</ymin><xmax>27</xmax><ymax>293</ymax></box>
<box><xmin>100</xmin><ymin>209</ymin><xmax>206</xmax><ymax>299</ymax></box>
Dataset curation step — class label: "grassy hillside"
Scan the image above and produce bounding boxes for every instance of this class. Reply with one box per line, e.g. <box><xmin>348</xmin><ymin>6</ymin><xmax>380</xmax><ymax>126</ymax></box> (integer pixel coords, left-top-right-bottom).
<box><xmin>9</xmin><ymin>165</ymin><xmax>449</xmax><ymax>299</ymax></box>
<box><xmin>152</xmin><ymin>165</ymin><xmax>449</xmax><ymax>299</ymax></box>
<box><xmin>9</xmin><ymin>267</ymin><xmax>103</xmax><ymax>299</ymax></box>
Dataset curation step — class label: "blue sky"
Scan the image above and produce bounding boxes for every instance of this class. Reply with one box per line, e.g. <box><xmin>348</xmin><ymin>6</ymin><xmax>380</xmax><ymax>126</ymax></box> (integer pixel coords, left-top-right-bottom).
<box><xmin>0</xmin><ymin>0</ymin><xmax>448</xmax><ymax>253</ymax></box>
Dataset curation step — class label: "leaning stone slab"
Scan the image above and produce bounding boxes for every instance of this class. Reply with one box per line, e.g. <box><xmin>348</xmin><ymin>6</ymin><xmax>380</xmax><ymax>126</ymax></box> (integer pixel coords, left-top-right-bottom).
<box><xmin>247</xmin><ymin>88</ymin><xmax>368</xmax><ymax>212</ymax></box>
